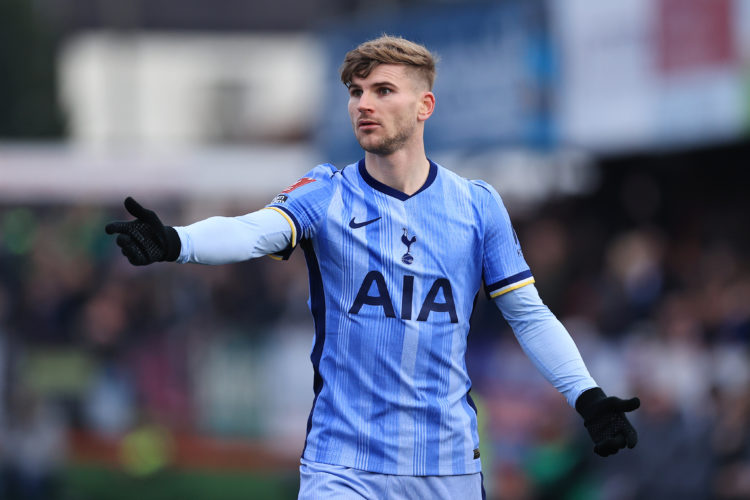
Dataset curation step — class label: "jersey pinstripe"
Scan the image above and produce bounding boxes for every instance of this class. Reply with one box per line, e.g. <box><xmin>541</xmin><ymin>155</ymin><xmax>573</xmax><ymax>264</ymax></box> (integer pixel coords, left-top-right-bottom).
<box><xmin>266</xmin><ymin>158</ymin><xmax>532</xmax><ymax>475</ymax></box>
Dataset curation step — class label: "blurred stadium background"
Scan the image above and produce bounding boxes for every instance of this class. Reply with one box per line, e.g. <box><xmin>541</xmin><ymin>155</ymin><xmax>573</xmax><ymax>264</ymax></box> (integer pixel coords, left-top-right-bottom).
<box><xmin>1</xmin><ymin>0</ymin><xmax>749</xmax><ymax>498</ymax></box>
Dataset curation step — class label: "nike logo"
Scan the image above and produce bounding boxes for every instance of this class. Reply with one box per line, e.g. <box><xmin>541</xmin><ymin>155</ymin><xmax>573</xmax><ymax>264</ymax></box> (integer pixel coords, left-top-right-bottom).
<box><xmin>349</xmin><ymin>216</ymin><xmax>381</xmax><ymax>229</ymax></box>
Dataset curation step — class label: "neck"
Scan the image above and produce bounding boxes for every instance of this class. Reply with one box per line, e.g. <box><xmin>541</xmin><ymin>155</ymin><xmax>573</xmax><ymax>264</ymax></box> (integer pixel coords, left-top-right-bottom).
<box><xmin>363</xmin><ymin>147</ymin><xmax>430</xmax><ymax>196</ymax></box>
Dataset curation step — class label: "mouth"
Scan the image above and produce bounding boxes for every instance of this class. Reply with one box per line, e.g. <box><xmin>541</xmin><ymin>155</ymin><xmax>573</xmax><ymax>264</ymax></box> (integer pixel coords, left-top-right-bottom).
<box><xmin>357</xmin><ymin>119</ymin><xmax>380</xmax><ymax>130</ymax></box>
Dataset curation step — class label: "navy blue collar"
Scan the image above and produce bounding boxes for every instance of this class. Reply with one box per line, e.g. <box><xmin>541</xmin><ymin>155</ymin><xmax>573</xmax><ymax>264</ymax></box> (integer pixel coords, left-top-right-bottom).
<box><xmin>357</xmin><ymin>158</ymin><xmax>438</xmax><ymax>201</ymax></box>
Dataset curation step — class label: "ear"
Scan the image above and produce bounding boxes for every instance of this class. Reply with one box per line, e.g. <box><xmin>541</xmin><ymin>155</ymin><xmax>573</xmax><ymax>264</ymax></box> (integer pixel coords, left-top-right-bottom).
<box><xmin>417</xmin><ymin>91</ymin><xmax>435</xmax><ymax>122</ymax></box>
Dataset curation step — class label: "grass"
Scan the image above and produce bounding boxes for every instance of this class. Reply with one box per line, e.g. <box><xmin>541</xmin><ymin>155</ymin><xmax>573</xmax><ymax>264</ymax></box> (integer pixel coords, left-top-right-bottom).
<box><xmin>61</xmin><ymin>463</ymin><xmax>299</xmax><ymax>500</ymax></box>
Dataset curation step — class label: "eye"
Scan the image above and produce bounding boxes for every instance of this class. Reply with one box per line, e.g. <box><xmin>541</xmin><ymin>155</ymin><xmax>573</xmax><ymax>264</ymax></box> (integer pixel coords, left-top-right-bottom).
<box><xmin>378</xmin><ymin>87</ymin><xmax>392</xmax><ymax>96</ymax></box>
<box><xmin>349</xmin><ymin>88</ymin><xmax>362</xmax><ymax>97</ymax></box>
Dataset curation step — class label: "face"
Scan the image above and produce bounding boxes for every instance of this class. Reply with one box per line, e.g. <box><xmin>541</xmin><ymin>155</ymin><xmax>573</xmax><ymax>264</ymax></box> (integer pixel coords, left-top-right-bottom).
<box><xmin>347</xmin><ymin>64</ymin><xmax>434</xmax><ymax>156</ymax></box>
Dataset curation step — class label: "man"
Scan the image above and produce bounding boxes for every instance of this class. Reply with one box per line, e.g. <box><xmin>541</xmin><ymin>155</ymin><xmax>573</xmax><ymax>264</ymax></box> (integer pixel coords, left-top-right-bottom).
<box><xmin>106</xmin><ymin>35</ymin><xmax>639</xmax><ymax>499</ymax></box>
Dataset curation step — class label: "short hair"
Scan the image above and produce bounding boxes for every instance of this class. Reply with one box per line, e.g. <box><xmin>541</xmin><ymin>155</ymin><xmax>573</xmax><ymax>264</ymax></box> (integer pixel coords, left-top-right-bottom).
<box><xmin>340</xmin><ymin>35</ymin><xmax>437</xmax><ymax>90</ymax></box>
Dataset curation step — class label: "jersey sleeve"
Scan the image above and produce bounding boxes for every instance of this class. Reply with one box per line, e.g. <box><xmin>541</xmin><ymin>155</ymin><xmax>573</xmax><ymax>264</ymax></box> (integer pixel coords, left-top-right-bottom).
<box><xmin>473</xmin><ymin>180</ymin><xmax>535</xmax><ymax>298</ymax></box>
<box><xmin>494</xmin><ymin>284</ymin><xmax>598</xmax><ymax>407</ymax></box>
<box><xmin>174</xmin><ymin>208</ymin><xmax>292</xmax><ymax>265</ymax></box>
<box><xmin>263</xmin><ymin>163</ymin><xmax>337</xmax><ymax>260</ymax></box>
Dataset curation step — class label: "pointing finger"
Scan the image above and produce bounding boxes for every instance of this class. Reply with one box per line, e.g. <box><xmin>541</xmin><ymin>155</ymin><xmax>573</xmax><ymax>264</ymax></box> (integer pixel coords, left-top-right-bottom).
<box><xmin>105</xmin><ymin>221</ymin><xmax>128</xmax><ymax>235</ymax></box>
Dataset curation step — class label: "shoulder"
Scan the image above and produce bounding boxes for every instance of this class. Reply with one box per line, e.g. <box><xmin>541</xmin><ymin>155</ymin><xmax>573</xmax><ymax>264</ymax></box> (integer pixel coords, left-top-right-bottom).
<box><xmin>432</xmin><ymin>162</ymin><xmax>495</xmax><ymax>194</ymax></box>
<box><xmin>308</xmin><ymin>162</ymin><xmax>364</xmax><ymax>185</ymax></box>
<box><xmin>431</xmin><ymin>163</ymin><xmax>473</xmax><ymax>191</ymax></box>
<box><xmin>280</xmin><ymin>163</ymin><xmax>341</xmax><ymax>192</ymax></box>
<box><xmin>468</xmin><ymin>179</ymin><xmax>506</xmax><ymax>209</ymax></box>
<box><xmin>438</xmin><ymin>165</ymin><xmax>501</xmax><ymax>205</ymax></box>
<box><xmin>268</xmin><ymin>163</ymin><xmax>342</xmax><ymax>208</ymax></box>
<box><xmin>307</xmin><ymin>162</ymin><xmax>340</xmax><ymax>181</ymax></box>
<box><xmin>468</xmin><ymin>178</ymin><xmax>495</xmax><ymax>194</ymax></box>
<box><xmin>429</xmin><ymin>163</ymin><xmax>506</xmax><ymax>214</ymax></box>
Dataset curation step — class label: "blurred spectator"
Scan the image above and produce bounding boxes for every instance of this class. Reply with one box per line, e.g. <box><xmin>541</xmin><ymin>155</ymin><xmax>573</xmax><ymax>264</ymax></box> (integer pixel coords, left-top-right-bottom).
<box><xmin>593</xmin><ymin>377</ymin><xmax>715</xmax><ymax>500</ymax></box>
<box><xmin>713</xmin><ymin>387</ymin><xmax>750</xmax><ymax>499</ymax></box>
<box><xmin>0</xmin><ymin>386</ymin><xmax>67</xmax><ymax>500</ymax></box>
<box><xmin>83</xmin><ymin>360</ymin><xmax>136</xmax><ymax>437</ymax></box>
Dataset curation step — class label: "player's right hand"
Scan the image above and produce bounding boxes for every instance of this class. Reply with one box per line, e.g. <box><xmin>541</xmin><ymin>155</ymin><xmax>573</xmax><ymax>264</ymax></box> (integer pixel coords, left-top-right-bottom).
<box><xmin>105</xmin><ymin>197</ymin><xmax>181</xmax><ymax>266</ymax></box>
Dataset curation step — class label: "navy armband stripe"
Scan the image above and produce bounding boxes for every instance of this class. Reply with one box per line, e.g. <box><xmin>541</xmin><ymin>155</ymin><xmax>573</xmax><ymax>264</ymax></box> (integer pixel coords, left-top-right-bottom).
<box><xmin>485</xmin><ymin>269</ymin><xmax>534</xmax><ymax>298</ymax></box>
<box><xmin>264</xmin><ymin>205</ymin><xmax>302</xmax><ymax>261</ymax></box>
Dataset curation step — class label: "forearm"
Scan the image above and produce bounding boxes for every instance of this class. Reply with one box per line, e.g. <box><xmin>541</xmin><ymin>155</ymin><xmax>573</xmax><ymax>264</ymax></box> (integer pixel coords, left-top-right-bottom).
<box><xmin>494</xmin><ymin>284</ymin><xmax>597</xmax><ymax>407</ymax></box>
<box><xmin>174</xmin><ymin>208</ymin><xmax>292</xmax><ymax>264</ymax></box>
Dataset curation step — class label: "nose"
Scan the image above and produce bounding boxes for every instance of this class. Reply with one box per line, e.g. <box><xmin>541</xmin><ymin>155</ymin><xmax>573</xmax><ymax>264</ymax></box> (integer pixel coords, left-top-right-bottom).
<box><xmin>357</xmin><ymin>91</ymin><xmax>374</xmax><ymax>113</ymax></box>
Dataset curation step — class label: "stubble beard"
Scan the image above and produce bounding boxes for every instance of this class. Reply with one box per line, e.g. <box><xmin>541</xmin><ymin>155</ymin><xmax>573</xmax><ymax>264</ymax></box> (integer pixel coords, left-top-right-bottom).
<box><xmin>358</xmin><ymin>120</ymin><xmax>416</xmax><ymax>156</ymax></box>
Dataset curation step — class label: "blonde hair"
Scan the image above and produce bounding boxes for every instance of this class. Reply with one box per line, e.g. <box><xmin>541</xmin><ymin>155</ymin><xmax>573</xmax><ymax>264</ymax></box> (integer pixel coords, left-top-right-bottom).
<box><xmin>340</xmin><ymin>35</ymin><xmax>437</xmax><ymax>90</ymax></box>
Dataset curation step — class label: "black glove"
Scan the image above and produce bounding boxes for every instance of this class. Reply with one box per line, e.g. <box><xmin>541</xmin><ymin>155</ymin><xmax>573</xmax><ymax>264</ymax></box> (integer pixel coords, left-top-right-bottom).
<box><xmin>576</xmin><ymin>387</ymin><xmax>639</xmax><ymax>457</ymax></box>
<box><xmin>105</xmin><ymin>197</ymin><xmax>181</xmax><ymax>266</ymax></box>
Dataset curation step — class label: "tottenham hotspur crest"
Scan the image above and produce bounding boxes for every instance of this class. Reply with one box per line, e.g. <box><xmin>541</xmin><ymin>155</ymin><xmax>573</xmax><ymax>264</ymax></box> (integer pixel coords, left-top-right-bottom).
<box><xmin>401</xmin><ymin>228</ymin><xmax>416</xmax><ymax>265</ymax></box>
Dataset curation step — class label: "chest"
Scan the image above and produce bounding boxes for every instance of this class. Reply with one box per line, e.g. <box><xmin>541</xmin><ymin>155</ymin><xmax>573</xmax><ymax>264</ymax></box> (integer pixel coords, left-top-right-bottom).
<box><xmin>321</xmin><ymin>187</ymin><xmax>482</xmax><ymax>278</ymax></box>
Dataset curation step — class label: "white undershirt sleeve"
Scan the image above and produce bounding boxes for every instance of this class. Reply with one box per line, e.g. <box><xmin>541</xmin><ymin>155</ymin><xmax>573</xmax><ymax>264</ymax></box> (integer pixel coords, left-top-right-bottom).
<box><xmin>173</xmin><ymin>208</ymin><xmax>293</xmax><ymax>265</ymax></box>
<box><xmin>493</xmin><ymin>283</ymin><xmax>598</xmax><ymax>407</ymax></box>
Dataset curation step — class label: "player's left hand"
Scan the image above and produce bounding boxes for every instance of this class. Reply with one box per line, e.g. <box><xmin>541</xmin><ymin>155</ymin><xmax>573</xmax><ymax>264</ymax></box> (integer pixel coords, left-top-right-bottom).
<box><xmin>575</xmin><ymin>387</ymin><xmax>640</xmax><ymax>457</ymax></box>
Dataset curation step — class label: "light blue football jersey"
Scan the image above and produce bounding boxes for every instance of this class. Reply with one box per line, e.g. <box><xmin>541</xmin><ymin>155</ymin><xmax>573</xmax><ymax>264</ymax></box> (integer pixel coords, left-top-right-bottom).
<box><xmin>266</xmin><ymin>158</ymin><xmax>534</xmax><ymax>476</ymax></box>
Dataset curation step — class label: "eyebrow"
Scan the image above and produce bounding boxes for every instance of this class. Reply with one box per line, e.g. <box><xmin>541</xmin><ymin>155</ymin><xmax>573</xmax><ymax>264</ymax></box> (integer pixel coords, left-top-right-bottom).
<box><xmin>348</xmin><ymin>80</ymin><xmax>398</xmax><ymax>90</ymax></box>
<box><xmin>370</xmin><ymin>81</ymin><xmax>396</xmax><ymax>87</ymax></box>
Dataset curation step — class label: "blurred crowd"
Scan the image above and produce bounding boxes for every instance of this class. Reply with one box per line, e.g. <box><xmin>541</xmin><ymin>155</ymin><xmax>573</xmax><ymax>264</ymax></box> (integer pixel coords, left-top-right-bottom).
<box><xmin>468</xmin><ymin>159</ymin><xmax>750</xmax><ymax>500</ymax></box>
<box><xmin>1</xmin><ymin>158</ymin><xmax>749</xmax><ymax>500</ymax></box>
